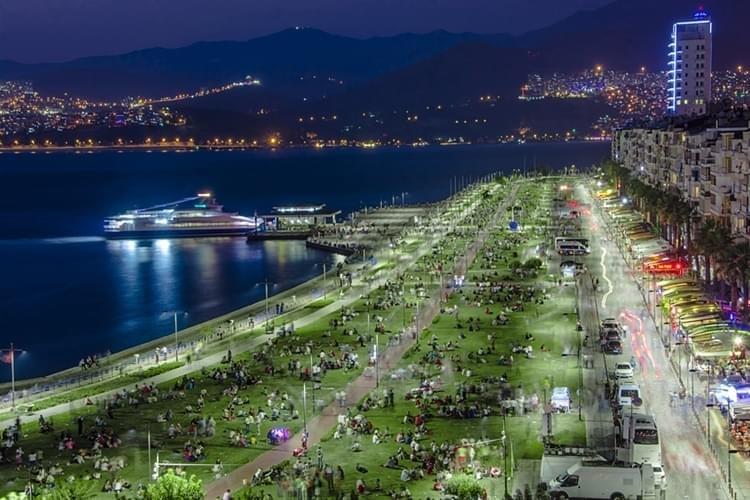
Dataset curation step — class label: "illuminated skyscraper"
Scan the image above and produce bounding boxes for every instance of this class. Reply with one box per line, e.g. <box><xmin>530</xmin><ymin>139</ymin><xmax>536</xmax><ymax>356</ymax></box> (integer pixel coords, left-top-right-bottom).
<box><xmin>667</xmin><ymin>8</ymin><xmax>712</xmax><ymax>116</ymax></box>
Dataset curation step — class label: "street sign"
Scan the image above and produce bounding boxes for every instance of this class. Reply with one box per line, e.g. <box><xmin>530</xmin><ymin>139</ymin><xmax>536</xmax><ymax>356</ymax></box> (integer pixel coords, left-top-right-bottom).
<box><xmin>509</xmin><ymin>220</ymin><xmax>519</xmax><ymax>231</ymax></box>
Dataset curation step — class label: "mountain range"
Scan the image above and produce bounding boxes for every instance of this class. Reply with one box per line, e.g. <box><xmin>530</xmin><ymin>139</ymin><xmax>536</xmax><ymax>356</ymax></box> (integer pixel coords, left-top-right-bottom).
<box><xmin>1</xmin><ymin>0</ymin><xmax>746</xmax><ymax>102</ymax></box>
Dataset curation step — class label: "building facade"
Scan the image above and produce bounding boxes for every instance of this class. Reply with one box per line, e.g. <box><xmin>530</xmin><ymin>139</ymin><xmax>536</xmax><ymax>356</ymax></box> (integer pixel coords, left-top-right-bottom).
<box><xmin>668</xmin><ymin>9</ymin><xmax>712</xmax><ymax>116</ymax></box>
<box><xmin>613</xmin><ymin>119</ymin><xmax>750</xmax><ymax>237</ymax></box>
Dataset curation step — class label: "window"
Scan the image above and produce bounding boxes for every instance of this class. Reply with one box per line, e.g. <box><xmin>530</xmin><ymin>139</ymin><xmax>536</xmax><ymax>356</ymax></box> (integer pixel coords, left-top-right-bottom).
<box><xmin>563</xmin><ymin>476</ymin><xmax>579</xmax><ymax>487</ymax></box>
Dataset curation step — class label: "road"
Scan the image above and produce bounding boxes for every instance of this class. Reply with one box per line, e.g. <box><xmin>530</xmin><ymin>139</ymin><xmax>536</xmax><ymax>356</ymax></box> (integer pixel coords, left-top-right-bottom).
<box><xmin>574</xmin><ymin>182</ymin><xmax>728</xmax><ymax>500</ymax></box>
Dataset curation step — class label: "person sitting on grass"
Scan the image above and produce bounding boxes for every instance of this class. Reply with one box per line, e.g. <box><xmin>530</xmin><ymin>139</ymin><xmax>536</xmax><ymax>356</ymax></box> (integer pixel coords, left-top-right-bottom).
<box><xmin>400</xmin><ymin>468</ymin><xmax>411</xmax><ymax>482</ymax></box>
<box><xmin>356</xmin><ymin>478</ymin><xmax>367</xmax><ymax>494</ymax></box>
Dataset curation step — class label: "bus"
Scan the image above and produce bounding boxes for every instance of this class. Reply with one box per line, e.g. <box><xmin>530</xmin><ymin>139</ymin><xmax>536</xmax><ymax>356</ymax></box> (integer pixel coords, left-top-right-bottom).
<box><xmin>616</xmin><ymin>413</ymin><xmax>661</xmax><ymax>467</ymax></box>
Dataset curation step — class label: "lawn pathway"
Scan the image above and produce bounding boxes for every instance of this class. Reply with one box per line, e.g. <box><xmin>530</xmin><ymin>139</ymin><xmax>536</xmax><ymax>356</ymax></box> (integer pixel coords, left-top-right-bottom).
<box><xmin>205</xmin><ymin>183</ymin><xmax>521</xmax><ymax>497</ymax></box>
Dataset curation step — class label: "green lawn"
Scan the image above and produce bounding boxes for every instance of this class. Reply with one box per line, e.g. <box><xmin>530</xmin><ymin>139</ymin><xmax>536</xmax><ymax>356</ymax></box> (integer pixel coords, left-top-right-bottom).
<box><xmin>0</xmin><ymin>179</ymin><xmax>513</xmax><ymax>498</ymax></box>
<box><xmin>236</xmin><ymin>179</ymin><xmax>586</xmax><ymax>499</ymax></box>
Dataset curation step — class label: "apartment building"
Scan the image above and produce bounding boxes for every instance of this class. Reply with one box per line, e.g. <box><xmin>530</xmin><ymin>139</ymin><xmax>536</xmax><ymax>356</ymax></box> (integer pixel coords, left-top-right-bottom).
<box><xmin>613</xmin><ymin>116</ymin><xmax>750</xmax><ymax>236</ymax></box>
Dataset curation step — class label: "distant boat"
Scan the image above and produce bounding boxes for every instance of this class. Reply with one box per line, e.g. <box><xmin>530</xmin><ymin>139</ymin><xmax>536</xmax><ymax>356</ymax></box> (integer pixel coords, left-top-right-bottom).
<box><xmin>104</xmin><ymin>193</ymin><xmax>260</xmax><ymax>239</ymax></box>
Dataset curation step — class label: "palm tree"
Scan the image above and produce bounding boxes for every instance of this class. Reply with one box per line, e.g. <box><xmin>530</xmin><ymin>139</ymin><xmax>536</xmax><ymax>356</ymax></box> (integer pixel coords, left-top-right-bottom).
<box><xmin>728</xmin><ymin>241</ymin><xmax>750</xmax><ymax>319</ymax></box>
<box><xmin>714</xmin><ymin>240</ymin><xmax>750</xmax><ymax>315</ymax></box>
<box><xmin>693</xmin><ymin>218</ymin><xmax>731</xmax><ymax>286</ymax></box>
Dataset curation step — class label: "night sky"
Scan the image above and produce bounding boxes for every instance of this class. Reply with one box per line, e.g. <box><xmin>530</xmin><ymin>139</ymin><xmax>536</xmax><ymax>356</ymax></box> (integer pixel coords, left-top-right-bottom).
<box><xmin>0</xmin><ymin>0</ymin><xmax>615</xmax><ymax>63</ymax></box>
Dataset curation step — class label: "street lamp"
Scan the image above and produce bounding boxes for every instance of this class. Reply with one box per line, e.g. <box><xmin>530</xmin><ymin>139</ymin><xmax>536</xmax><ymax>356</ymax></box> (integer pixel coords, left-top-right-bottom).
<box><xmin>502</xmin><ymin>413</ymin><xmax>510</xmax><ymax>499</ymax></box>
<box><xmin>310</xmin><ymin>354</ymin><xmax>316</xmax><ymax>416</ymax></box>
<box><xmin>302</xmin><ymin>383</ymin><xmax>308</xmax><ymax>434</ymax></box>
<box><xmin>255</xmin><ymin>279</ymin><xmax>277</xmax><ymax>330</ymax></box>
<box><xmin>161</xmin><ymin>311</ymin><xmax>187</xmax><ymax>362</ymax></box>
<box><xmin>376</xmin><ymin>330</ymin><xmax>380</xmax><ymax>388</ymax></box>
<box><xmin>1</xmin><ymin>344</ymin><xmax>25</xmax><ymax>412</ymax></box>
<box><xmin>322</xmin><ymin>263</ymin><xmax>328</xmax><ymax>299</ymax></box>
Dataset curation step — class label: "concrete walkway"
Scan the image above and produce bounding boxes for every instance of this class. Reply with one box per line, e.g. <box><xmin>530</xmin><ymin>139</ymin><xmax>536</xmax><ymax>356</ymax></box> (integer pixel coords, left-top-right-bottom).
<box><xmin>205</xmin><ymin>183</ymin><xmax>520</xmax><ymax>497</ymax></box>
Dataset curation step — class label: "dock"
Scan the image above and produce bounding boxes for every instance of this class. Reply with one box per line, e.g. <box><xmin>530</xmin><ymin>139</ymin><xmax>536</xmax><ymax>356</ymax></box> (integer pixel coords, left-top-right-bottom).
<box><xmin>246</xmin><ymin>230</ymin><xmax>311</xmax><ymax>241</ymax></box>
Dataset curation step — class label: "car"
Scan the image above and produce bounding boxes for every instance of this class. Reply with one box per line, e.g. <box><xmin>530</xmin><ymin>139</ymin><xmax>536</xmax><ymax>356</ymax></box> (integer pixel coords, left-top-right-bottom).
<box><xmin>560</xmin><ymin>260</ymin><xmax>585</xmax><ymax>270</ymax></box>
<box><xmin>600</xmin><ymin>320</ymin><xmax>623</xmax><ymax>334</ymax></box>
<box><xmin>614</xmin><ymin>362</ymin><xmax>634</xmax><ymax>379</ymax></box>
<box><xmin>652</xmin><ymin>464</ymin><xmax>667</xmax><ymax>491</ymax></box>
<box><xmin>600</xmin><ymin>330</ymin><xmax>622</xmax><ymax>342</ymax></box>
<box><xmin>603</xmin><ymin>339</ymin><xmax>623</xmax><ymax>354</ymax></box>
<box><xmin>601</xmin><ymin>318</ymin><xmax>619</xmax><ymax>329</ymax></box>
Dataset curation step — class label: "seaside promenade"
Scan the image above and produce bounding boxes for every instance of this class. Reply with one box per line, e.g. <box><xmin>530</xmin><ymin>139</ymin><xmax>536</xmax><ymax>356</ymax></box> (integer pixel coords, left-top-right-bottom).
<box><xmin>0</xmin><ymin>178</ymin><xmax>499</xmax><ymax>431</ymax></box>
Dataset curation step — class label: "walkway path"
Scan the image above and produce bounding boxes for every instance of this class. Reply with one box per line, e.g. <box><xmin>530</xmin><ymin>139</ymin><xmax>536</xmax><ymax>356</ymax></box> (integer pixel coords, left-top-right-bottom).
<box><xmin>204</xmin><ymin>183</ymin><xmax>521</xmax><ymax>497</ymax></box>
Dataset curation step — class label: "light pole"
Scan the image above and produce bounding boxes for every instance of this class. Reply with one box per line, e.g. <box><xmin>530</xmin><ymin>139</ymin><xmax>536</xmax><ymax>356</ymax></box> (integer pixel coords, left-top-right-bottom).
<box><xmin>310</xmin><ymin>354</ymin><xmax>316</xmax><ymax>415</ymax></box>
<box><xmin>302</xmin><ymin>383</ymin><xmax>308</xmax><ymax>434</ymax></box>
<box><xmin>256</xmin><ymin>279</ymin><xmax>276</xmax><ymax>330</ymax></box>
<box><xmin>415</xmin><ymin>297</ymin><xmax>421</xmax><ymax>346</ymax></box>
<box><xmin>264</xmin><ymin>279</ymin><xmax>270</xmax><ymax>327</ymax></box>
<box><xmin>162</xmin><ymin>311</ymin><xmax>186</xmax><ymax>362</ymax></box>
<box><xmin>3</xmin><ymin>344</ymin><xmax>24</xmax><ymax>412</ymax></box>
<box><xmin>374</xmin><ymin>326</ymin><xmax>380</xmax><ymax>389</ymax></box>
<box><xmin>502</xmin><ymin>413</ymin><xmax>509</xmax><ymax>499</ymax></box>
<box><xmin>323</xmin><ymin>263</ymin><xmax>327</xmax><ymax>299</ymax></box>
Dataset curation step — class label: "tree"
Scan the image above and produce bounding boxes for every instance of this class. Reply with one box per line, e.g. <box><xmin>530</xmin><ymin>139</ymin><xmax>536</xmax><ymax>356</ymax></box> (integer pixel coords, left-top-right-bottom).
<box><xmin>693</xmin><ymin>219</ymin><xmax>731</xmax><ymax>286</ymax></box>
<box><xmin>715</xmin><ymin>240</ymin><xmax>750</xmax><ymax>316</ymax></box>
<box><xmin>145</xmin><ymin>470</ymin><xmax>204</xmax><ymax>500</ymax></box>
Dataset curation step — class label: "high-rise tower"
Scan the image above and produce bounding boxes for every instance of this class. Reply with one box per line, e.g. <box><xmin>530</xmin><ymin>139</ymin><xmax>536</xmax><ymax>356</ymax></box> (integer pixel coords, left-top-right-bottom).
<box><xmin>667</xmin><ymin>8</ymin><xmax>712</xmax><ymax>115</ymax></box>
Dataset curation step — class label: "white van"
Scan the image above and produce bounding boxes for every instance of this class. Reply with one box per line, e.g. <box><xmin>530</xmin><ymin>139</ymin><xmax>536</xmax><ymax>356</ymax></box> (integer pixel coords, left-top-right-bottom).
<box><xmin>549</xmin><ymin>463</ymin><xmax>657</xmax><ymax>500</ymax></box>
<box><xmin>616</xmin><ymin>383</ymin><xmax>642</xmax><ymax>409</ymax></box>
<box><xmin>558</xmin><ymin>242</ymin><xmax>590</xmax><ymax>256</ymax></box>
<box><xmin>555</xmin><ymin>237</ymin><xmax>589</xmax><ymax>250</ymax></box>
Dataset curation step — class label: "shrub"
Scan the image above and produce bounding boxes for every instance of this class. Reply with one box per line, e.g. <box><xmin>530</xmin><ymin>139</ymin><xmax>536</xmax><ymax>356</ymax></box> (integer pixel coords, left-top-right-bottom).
<box><xmin>145</xmin><ymin>470</ymin><xmax>203</xmax><ymax>500</ymax></box>
<box><xmin>444</xmin><ymin>474</ymin><xmax>485</xmax><ymax>500</ymax></box>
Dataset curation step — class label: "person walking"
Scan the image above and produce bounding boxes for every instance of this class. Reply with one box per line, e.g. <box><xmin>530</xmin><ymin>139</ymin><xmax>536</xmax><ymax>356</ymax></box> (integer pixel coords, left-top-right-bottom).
<box><xmin>77</xmin><ymin>416</ymin><xmax>84</xmax><ymax>436</ymax></box>
<box><xmin>324</xmin><ymin>464</ymin><xmax>334</xmax><ymax>493</ymax></box>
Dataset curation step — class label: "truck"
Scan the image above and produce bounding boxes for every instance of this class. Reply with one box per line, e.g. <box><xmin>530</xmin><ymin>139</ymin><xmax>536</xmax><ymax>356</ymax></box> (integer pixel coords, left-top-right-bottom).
<box><xmin>548</xmin><ymin>462</ymin><xmax>658</xmax><ymax>499</ymax></box>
